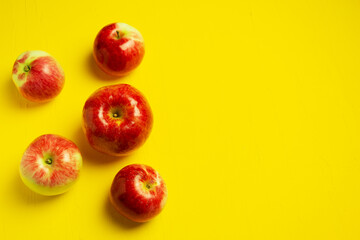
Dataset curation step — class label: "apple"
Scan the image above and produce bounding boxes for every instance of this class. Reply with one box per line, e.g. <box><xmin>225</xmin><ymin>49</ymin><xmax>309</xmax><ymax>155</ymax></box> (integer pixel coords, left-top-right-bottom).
<box><xmin>82</xmin><ymin>84</ymin><xmax>153</xmax><ymax>156</ymax></box>
<box><xmin>93</xmin><ymin>23</ymin><xmax>145</xmax><ymax>76</ymax></box>
<box><xmin>12</xmin><ymin>50</ymin><xmax>65</xmax><ymax>102</ymax></box>
<box><xmin>19</xmin><ymin>134</ymin><xmax>82</xmax><ymax>196</ymax></box>
<box><xmin>110</xmin><ymin>164</ymin><xmax>168</xmax><ymax>222</ymax></box>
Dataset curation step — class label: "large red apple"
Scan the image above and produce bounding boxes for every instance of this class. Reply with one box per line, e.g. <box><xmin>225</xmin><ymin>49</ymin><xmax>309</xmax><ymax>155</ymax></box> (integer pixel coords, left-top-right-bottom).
<box><xmin>19</xmin><ymin>134</ymin><xmax>82</xmax><ymax>196</ymax></box>
<box><xmin>93</xmin><ymin>23</ymin><xmax>145</xmax><ymax>76</ymax></box>
<box><xmin>82</xmin><ymin>84</ymin><xmax>153</xmax><ymax>156</ymax></box>
<box><xmin>110</xmin><ymin>164</ymin><xmax>168</xmax><ymax>222</ymax></box>
<box><xmin>12</xmin><ymin>50</ymin><xmax>65</xmax><ymax>102</ymax></box>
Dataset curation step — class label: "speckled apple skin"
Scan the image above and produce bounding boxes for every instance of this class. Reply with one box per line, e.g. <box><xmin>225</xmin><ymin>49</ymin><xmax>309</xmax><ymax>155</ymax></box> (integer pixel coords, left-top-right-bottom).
<box><xmin>110</xmin><ymin>164</ymin><xmax>167</xmax><ymax>222</ymax></box>
<box><xmin>82</xmin><ymin>84</ymin><xmax>153</xmax><ymax>156</ymax></box>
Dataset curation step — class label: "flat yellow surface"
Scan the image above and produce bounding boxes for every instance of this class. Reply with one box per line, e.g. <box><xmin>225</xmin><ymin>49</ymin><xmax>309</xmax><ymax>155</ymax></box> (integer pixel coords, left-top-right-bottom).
<box><xmin>1</xmin><ymin>0</ymin><xmax>360</xmax><ymax>239</ymax></box>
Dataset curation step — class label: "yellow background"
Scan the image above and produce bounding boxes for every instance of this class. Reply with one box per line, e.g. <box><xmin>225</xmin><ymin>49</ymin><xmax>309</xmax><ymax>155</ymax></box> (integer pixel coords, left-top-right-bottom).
<box><xmin>1</xmin><ymin>0</ymin><xmax>360</xmax><ymax>239</ymax></box>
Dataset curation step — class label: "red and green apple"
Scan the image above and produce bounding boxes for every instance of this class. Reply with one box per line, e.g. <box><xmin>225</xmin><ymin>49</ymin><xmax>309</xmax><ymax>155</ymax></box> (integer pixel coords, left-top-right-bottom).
<box><xmin>82</xmin><ymin>84</ymin><xmax>153</xmax><ymax>156</ymax></box>
<box><xmin>110</xmin><ymin>164</ymin><xmax>168</xmax><ymax>222</ymax></box>
<box><xmin>12</xmin><ymin>50</ymin><xmax>65</xmax><ymax>102</ymax></box>
<box><xmin>19</xmin><ymin>134</ymin><xmax>82</xmax><ymax>196</ymax></box>
<box><xmin>93</xmin><ymin>23</ymin><xmax>145</xmax><ymax>76</ymax></box>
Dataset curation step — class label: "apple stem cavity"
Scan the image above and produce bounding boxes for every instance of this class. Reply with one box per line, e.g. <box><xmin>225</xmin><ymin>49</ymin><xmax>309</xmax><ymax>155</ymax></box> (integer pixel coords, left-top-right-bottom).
<box><xmin>45</xmin><ymin>158</ymin><xmax>53</xmax><ymax>165</ymax></box>
<box><xmin>111</xmin><ymin>109</ymin><xmax>122</xmax><ymax>118</ymax></box>
<box><xmin>116</xmin><ymin>31</ymin><xmax>124</xmax><ymax>39</ymax></box>
<box><xmin>23</xmin><ymin>65</ymin><xmax>31</xmax><ymax>72</ymax></box>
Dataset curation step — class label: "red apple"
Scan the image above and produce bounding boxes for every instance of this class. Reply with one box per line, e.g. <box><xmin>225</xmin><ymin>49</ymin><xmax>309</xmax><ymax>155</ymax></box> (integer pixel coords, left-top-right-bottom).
<box><xmin>93</xmin><ymin>23</ymin><xmax>145</xmax><ymax>76</ymax></box>
<box><xmin>110</xmin><ymin>164</ymin><xmax>167</xmax><ymax>222</ymax></box>
<box><xmin>19</xmin><ymin>134</ymin><xmax>82</xmax><ymax>196</ymax></box>
<box><xmin>12</xmin><ymin>50</ymin><xmax>65</xmax><ymax>102</ymax></box>
<box><xmin>82</xmin><ymin>84</ymin><xmax>153</xmax><ymax>156</ymax></box>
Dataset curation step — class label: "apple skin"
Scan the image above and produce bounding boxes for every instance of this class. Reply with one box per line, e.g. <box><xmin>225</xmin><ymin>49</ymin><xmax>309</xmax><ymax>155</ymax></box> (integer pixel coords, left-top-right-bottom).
<box><xmin>93</xmin><ymin>23</ymin><xmax>145</xmax><ymax>76</ymax></box>
<box><xmin>19</xmin><ymin>134</ymin><xmax>82</xmax><ymax>196</ymax></box>
<box><xmin>12</xmin><ymin>50</ymin><xmax>65</xmax><ymax>102</ymax></box>
<box><xmin>82</xmin><ymin>84</ymin><xmax>153</xmax><ymax>156</ymax></box>
<box><xmin>110</xmin><ymin>164</ymin><xmax>168</xmax><ymax>222</ymax></box>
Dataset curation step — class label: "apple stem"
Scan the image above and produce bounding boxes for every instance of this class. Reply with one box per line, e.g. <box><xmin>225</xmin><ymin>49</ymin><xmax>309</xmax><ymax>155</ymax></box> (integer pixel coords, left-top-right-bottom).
<box><xmin>24</xmin><ymin>65</ymin><xmax>31</xmax><ymax>72</ymax></box>
<box><xmin>45</xmin><ymin>158</ymin><xmax>52</xmax><ymax>165</ymax></box>
<box><xmin>146</xmin><ymin>184</ymin><xmax>151</xmax><ymax>189</ymax></box>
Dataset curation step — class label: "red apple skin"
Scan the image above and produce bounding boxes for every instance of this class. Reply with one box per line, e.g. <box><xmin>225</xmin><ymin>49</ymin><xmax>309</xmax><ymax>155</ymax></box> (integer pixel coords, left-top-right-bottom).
<box><xmin>19</xmin><ymin>134</ymin><xmax>82</xmax><ymax>196</ymax></box>
<box><xmin>12</xmin><ymin>50</ymin><xmax>65</xmax><ymax>102</ymax></box>
<box><xmin>110</xmin><ymin>164</ymin><xmax>168</xmax><ymax>222</ymax></box>
<box><xmin>93</xmin><ymin>23</ymin><xmax>145</xmax><ymax>76</ymax></box>
<box><xmin>82</xmin><ymin>84</ymin><xmax>153</xmax><ymax>156</ymax></box>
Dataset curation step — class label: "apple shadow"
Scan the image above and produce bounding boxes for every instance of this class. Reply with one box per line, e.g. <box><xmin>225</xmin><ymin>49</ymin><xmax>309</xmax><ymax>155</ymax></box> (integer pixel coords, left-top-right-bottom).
<box><xmin>6</xmin><ymin>78</ymin><xmax>51</xmax><ymax>109</ymax></box>
<box><xmin>87</xmin><ymin>53</ymin><xmax>125</xmax><ymax>81</ymax></box>
<box><xmin>105</xmin><ymin>195</ymin><xmax>146</xmax><ymax>229</ymax></box>
<box><xmin>13</xmin><ymin>172</ymin><xmax>62</xmax><ymax>205</ymax></box>
<box><xmin>73</xmin><ymin>127</ymin><xmax>126</xmax><ymax>165</ymax></box>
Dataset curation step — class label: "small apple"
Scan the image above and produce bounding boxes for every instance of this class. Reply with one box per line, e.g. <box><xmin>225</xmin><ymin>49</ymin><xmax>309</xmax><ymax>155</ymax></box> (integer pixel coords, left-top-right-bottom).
<box><xmin>82</xmin><ymin>84</ymin><xmax>153</xmax><ymax>156</ymax></box>
<box><xmin>12</xmin><ymin>50</ymin><xmax>65</xmax><ymax>102</ymax></box>
<box><xmin>19</xmin><ymin>134</ymin><xmax>82</xmax><ymax>196</ymax></box>
<box><xmin>110</xmin><ymin>164</ymin><xmax>168</xmax><ymax>222</ymax></box>
<box><xmin>93</xmin><ymin>23</ymin><xmax>145</xmax><ymax>76</ymax></box>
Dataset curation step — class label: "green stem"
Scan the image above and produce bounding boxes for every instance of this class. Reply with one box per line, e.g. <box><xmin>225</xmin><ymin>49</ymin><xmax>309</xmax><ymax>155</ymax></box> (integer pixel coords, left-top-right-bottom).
<box><xmin>24</xmin><ymin>65</ymin><xmax>31</xmax><ymax>72</ymax></box>
<box><xmin>45</xmin><ymin>158</ymin><xmax>52</xmax><ymax>165</ymax></box>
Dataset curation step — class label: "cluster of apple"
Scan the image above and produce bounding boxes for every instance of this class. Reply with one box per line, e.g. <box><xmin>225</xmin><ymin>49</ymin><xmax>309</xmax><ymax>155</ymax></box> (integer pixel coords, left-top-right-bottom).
<box><xmin>13</xmin><ymin>23</ymin><xmax>167</xmax><ymax>223</ymax></box>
